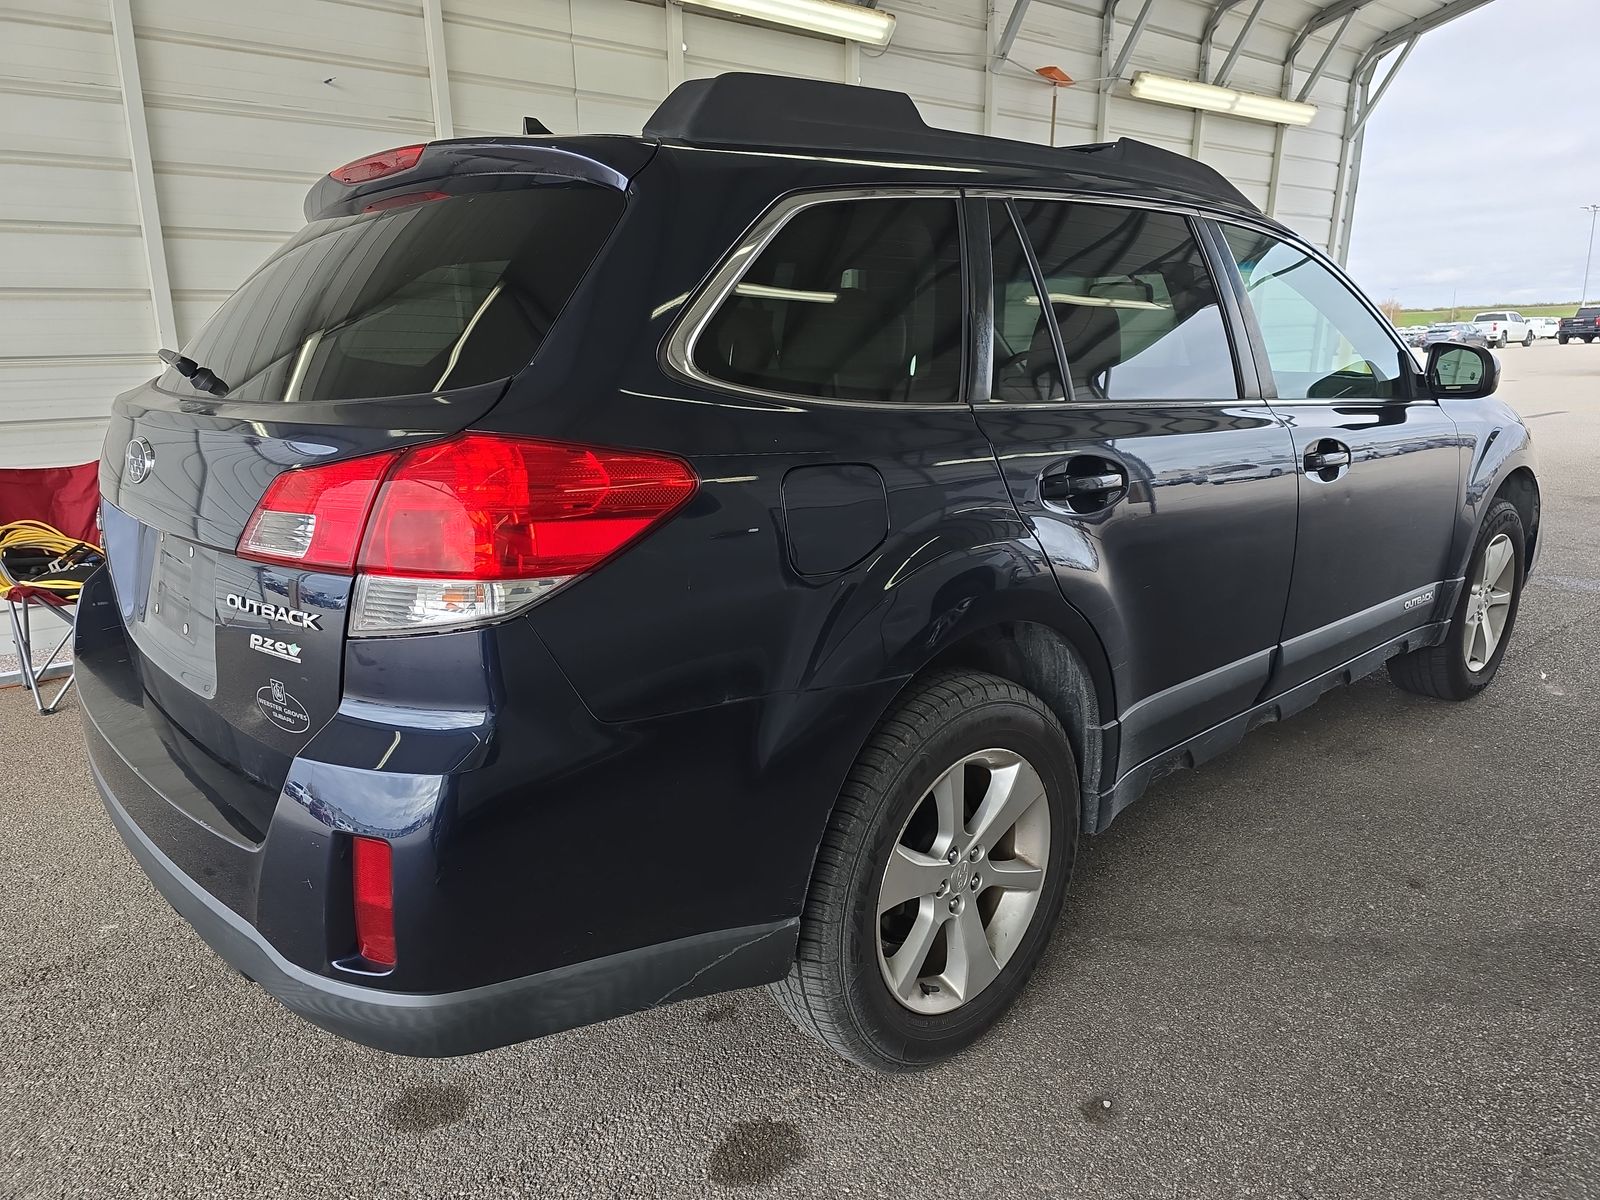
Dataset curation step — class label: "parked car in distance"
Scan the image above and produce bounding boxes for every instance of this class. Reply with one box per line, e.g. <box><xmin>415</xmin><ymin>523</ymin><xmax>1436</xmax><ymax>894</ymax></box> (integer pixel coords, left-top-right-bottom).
<box><xmin>1472</xmin><ymin>310</ymin><xmax>1533</xmax><ymax>347</ymax></box>
<box><xmin>1529</xmin><ymin>316</ymin><xmax>1560</xmax><ymax>340</ymax></box>
<box><xmin>76</xmin><ymin>72</ymin><xmax>1543</xmax><ymax>1073</ymax></box>
<box><xmin>1425</xmin><ymin>322</ymin><xmax>1490</xmax><ymax>348</ymax></box>
<box><xmin>1401</xmin><ymin>326</ymin><xmax>1430</xmax><ymax>348</ymax></box>
<box><xmin>1558</xmin><ymin>306</ymin><xmax>1600</xmax><ymax>343</ymax></box>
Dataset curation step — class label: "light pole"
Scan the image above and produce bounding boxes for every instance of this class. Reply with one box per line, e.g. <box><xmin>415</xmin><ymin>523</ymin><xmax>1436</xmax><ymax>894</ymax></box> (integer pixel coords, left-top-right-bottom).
<box><xmin>1582</xmin><ymin>204</ymin><xmax>1600</xmax><ymax>305</ymax></box>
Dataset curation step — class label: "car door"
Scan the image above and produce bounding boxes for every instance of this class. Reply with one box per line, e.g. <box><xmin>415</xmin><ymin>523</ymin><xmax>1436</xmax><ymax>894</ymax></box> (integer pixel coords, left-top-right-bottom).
<box><xmin>968</xmin><ymin>197</ymin><xmax>1299</xmax><ymax>775</ymax></box>
<box><xmin>1212</xmin><ymin>221</ymin><xmax>1461</xmax><ymax>695</ymax></box>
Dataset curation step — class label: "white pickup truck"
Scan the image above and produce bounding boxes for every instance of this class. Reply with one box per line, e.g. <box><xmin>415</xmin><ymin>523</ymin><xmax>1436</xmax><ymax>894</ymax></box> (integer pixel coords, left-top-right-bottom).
<box><xmin>1472</xmin><ymin>311</ymin><xmax>1533</xmax><ymax>347</ymax></box>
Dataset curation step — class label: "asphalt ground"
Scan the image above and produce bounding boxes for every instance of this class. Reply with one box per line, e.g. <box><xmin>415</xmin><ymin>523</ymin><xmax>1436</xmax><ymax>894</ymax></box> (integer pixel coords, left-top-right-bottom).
<box><xmin>1</xmin><ymin>343</ymin><xmax>1596</xmax><ymax>1199</ymax></box>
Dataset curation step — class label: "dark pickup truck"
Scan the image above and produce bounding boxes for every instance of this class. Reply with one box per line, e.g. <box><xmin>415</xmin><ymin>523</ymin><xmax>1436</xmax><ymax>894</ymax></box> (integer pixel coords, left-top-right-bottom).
<box><xmin>1558</xmin><ymin>306</ymin><xmax>1600</xmax><ymax>343</ymax></box>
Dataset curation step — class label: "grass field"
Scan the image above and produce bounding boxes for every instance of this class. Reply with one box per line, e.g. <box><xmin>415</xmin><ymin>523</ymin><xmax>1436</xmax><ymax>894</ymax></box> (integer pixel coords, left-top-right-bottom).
<box><xmin>1395</xmin><ymin>303</ymin><xmax>1578</xmax><ymax>327</ymax></box>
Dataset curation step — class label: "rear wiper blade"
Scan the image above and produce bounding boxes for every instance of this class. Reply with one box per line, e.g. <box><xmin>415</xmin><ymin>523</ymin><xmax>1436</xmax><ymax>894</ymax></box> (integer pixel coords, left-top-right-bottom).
<box><xmin>157</xmin><ymin>348</ymin><xmax>230</xmax><ymax>397</ymax></box>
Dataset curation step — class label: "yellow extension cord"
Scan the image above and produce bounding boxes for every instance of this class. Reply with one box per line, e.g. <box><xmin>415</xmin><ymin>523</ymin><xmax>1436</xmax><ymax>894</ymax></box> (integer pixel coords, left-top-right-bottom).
<box><xmin>0</xmin><ymin>520</ymin><xmax>103</xmax><ymax>601</ymax></box>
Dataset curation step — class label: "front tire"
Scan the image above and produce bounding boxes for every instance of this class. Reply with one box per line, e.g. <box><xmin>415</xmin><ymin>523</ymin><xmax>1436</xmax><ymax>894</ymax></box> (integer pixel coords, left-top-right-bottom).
<box><xmin>1523</xmin><ymin>330</ymin><xmax>1534</xmax><ymax>346</ymax></box>
<box><xmin>1390</xmin><ymin>499</ymin><xmax>1525</xmax><ymax>701</ymax></box>
<box><xmin>770</xmin><ymin>670</ymin><xmax>1078</xmax><ymax>1071</ymax></box>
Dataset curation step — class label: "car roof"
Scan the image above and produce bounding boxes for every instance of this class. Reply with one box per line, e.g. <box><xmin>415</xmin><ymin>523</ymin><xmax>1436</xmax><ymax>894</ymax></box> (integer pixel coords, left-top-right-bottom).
<box><xmin>641</xmin><ymin>73</ymin><xmax>1260</xmax><ymax>217</ymax></box>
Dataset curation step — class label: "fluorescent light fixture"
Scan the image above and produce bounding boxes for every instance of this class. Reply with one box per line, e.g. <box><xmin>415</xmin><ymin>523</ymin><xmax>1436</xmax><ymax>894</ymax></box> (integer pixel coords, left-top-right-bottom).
<box><xmin>681</xmin><ymin>0</ymin><xmax>896</xmax><ymax>47</ymax></box>
<box><xmin>1026</xmin><ymin>292</ymin><xmax>1168</xmax><ymax>311</ymax></box>
<box><xmin>735</xmin><ymin>282</ymin><xmax>838</xmax><ymax>304</ymax></box>
<box><xmin>1130</xmin><ymin>71</ymin><xmax>1316</xmax><ymax>127</ymax></box>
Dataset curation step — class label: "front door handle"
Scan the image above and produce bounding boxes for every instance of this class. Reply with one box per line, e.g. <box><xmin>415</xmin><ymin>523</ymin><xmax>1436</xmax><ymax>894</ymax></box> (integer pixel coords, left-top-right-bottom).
<box><xmin>1304</xmin><ymin>439</ymin><xmax>1353</xmax><ymax>478</ymax></box>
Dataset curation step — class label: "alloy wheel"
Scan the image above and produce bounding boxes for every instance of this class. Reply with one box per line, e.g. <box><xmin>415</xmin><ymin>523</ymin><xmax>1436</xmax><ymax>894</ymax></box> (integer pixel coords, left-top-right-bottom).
<box><xmin>876</xmin><ymin>749</ymin><xmax>1050</xmax><ymax>1015</ymax></box>
<box><xmin>1463</xmin><ymin>532</ymin><xmax>1515</xmax><ymax>672</ymax></box>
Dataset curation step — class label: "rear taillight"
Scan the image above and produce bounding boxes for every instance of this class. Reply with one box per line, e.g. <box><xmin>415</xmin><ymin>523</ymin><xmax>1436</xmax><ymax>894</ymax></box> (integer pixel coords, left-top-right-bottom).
<box><xmin>237</xmin><ymin>434</ymin><xmax>697</xmax><ymax>634</ymax></box>
<box><xmin>352</xmin><ymin>836</ymin><xmax>396</xmax><ymax>968</ymax></box>
<box><xmin>239</xmin><ymin>451</ymin><xmax>399</xmax><ymax>572</ymax></box>
<box><xmin>330</xmin><ymin>144</ymin><xmax>425</xmax><ymax>185</ymax></box>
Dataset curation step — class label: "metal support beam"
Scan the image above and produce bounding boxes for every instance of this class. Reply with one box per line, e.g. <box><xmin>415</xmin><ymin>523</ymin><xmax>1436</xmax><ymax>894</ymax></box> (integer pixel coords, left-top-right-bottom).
<box><xmin>1286</xmin><ymin>0</ymin><xmax>1369</xmax><ymax>63</ymax></box>
<box><xmin>1327</xmin><ymin>66</ymin><xmax>1364</xmax><ymax>260</ymax></box>
<box><xmin>991</xmin><ymin>0</ymin><xmax>1033</xmax><ymax>69</ymax></box>
<box><xmin>107</xmin><ymin>0</ymin><xmax>177</xmax><ymax>352</ymax></box>
<box><xmin>1095</xmin><ymin>0</ymin><xmax>1119</xmax><ymax>141</ymax></box>
<box><xmin>421</xmin><ymin>0</ymin><xmax>454</xmax><ymax>138</ymax></box>
<box><xmin>1296</xmin><ymin>8</ymin><xmax>1356</xmax><ymax>103</ymax></box>
<box><xmin>1350</xmin><ymin>36</ymin><xmax>1414</xmax><ymax>137</ymax></box>
<box><xmin>666</xmin><ymin>1</ymin><xmax>685</xmax><ymax>88</ymax></box>
<box><xmin>1357</xmin><ymin>0</ymin><xmax>1494</xmax><ymax>67</ymax></box>
<box><xmin>982</xmin><ymin>2</ymin><xmax>999</xmax><ymax>133</ymax></box>
<box><xmin>1109</xmin><ymin>0</ymin><xmax>1158</xmax><ymax>82</ymax></box>
<box><xmin>1212</xmin><ymin>0</ymin><xmax>1267</xmax><ymax>87</ymax></box>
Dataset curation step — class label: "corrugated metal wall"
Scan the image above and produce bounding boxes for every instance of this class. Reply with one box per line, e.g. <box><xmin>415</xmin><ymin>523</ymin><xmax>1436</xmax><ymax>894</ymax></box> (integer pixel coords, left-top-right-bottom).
<box><xmin>0</xmin><ymin>0</ymin><xmax>1386</xmax><ymax>468</ymax></box>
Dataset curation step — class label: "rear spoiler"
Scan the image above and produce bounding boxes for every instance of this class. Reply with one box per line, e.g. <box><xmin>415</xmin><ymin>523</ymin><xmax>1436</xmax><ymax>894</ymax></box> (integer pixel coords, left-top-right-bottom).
<box><xmin>302</xmin><ymin>137</ymin><xmax>656</xmax><ymax>222</ymax></box>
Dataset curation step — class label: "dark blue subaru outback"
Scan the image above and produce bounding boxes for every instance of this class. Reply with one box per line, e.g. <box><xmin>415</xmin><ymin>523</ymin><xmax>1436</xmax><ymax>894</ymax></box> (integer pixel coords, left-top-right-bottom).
<box><xmin>78</xmin><ymin>74</ymin><xmax>1539</xmax><ymax>1071</ymax></box>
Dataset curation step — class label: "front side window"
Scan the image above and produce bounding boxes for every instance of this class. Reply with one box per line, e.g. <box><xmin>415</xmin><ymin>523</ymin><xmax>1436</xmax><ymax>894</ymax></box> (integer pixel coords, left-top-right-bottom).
<box><xmin>1223</xmin><ymin>226</ymin><xmax>1407</xmax><ymax>401</ymax></box>
<box><xmin>1014</xmin><ymin>201</ymin><xmax>1239</xmax><ymax>402</ymax></box>
<box><xmin>692</xmin><ymin>198</ymin><xmax>964</xmax><ymax>404</ymax></box>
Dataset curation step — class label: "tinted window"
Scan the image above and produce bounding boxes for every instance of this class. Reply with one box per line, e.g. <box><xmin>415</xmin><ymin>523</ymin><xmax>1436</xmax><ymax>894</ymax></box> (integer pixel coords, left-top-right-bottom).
<box><xmin>1222</xmin><ymin>225</ymin><xmax>1405</xmax><ymax>401</ymax></box>
<box><xmin>987</xmin><ymin>201</ymin><xmax>1063</xmax><ymax>403</ymax></box>
<box><xmin>693</xmin><ymin>198</ymin><xmax>964</xmax><ymax>404</ymax></box>
<box><xmin>1015</xmin><ymin>201</ymin><xmax>1238</xmax><ymax>402</ymax></box>
<box><xmin>162</xmin><ymin>184</ymin><xmax>623</xmax><ymax>404</ymax></box>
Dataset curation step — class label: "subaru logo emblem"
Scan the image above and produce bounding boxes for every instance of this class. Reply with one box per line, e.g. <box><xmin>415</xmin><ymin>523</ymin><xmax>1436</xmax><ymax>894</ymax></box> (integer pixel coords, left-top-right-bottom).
<box><xmin>125</xmin><ymin>437</ymin><xmax>154</xmax><ymax>484</ymax></box>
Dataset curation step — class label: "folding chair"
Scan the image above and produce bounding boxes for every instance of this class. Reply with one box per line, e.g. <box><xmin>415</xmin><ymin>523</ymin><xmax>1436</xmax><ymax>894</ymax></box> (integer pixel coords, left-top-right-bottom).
<box><xmin>0</xmin><ymin>463</ymin><xmax>102</xmax><ymax>715</ymax></box>
<box><xmin>4</xmin><ymin>581</ymin><xmax>77</xmax><ymax>713</ymax></box>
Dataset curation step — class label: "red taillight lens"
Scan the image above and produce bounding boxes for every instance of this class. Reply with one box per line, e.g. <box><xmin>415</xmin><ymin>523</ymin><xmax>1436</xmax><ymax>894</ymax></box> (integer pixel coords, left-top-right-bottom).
<box><xmin>236</xmin><ymin>434</ymin><xmax>696</xmax><ymax>632</ymax></box>
<box><xmin>352</xmin><ymin>836</ymin><xmax>396</xmax><ymax>968</ymax></box>
<box><xmin>358</xmin><ymin>434</ymin><xmax>698</xmax><ymax>580</ymax></box>
<box><xmin>238</xmin><ymin>451</ymin><xmax>400</xmax><ymax>572</ymax></box>
<box><xmin>330</xmin><ymin>144</ymin><xmax>425</xmax><ymax>185</ymax></box>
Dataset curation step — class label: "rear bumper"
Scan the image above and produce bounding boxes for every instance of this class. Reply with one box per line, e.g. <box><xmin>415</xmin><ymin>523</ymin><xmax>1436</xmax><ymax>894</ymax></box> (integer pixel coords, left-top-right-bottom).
<box><xmin>93</xmin><ymin>755</ymin><xmax>795</xmax><ymax>1056</ymax></box>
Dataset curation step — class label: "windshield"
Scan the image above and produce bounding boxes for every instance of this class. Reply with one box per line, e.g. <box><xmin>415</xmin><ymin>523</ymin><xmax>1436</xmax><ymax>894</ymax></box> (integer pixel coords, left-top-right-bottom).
<box><xmin>159</xmin><ymin>183</ymin><xmax>624</xmax><ymax>404</ymax></box>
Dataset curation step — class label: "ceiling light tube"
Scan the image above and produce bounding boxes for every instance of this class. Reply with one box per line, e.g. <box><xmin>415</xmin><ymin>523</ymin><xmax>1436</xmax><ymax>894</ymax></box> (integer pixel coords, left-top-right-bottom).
<box><xmin>1130</xmin><ymin>71</ymin><xmax>1316</xmax><ymax>127</ymax></box>
<box><xmin>681</xmin><ymin>0</ymin><xmax>896</xmax><ymax>47</ymax></box>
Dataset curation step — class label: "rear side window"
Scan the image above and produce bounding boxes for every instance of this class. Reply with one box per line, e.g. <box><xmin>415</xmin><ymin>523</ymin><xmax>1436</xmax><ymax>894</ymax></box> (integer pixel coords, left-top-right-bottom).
<box><xmin>161</xmin><ymin>184</ymin><xmax>623</xmax><ymax>404</ymax></box>
<box><xmin>1014</xmin><ymin>201</ymin><xmax>1238</xmax><ymax>402</ymax></box>
<box><xmin>692</xmin><ymin>198</ymin><xmax>965</xmax><ymax>404</ymax></box>
<box><xmin>988</xmin><ymin>201</ymin><xmax>1064</xmax><ymax>404</ymax></box>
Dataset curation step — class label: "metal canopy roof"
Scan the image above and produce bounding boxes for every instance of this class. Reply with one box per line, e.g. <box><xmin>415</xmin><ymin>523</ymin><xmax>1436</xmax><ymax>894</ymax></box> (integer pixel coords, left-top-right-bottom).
<box><xmin>990</xmin><ymin>0</ymin><xmax>1498</xmax><ymax>261</ymax></box>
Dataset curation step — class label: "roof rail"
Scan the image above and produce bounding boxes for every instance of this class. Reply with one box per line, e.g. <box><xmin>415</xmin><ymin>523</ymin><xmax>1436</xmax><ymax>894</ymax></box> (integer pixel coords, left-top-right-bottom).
<box><xmin>644</xmin><ymin>72</ymin><xmax>1255</xmax><ymax>213</ymax></box>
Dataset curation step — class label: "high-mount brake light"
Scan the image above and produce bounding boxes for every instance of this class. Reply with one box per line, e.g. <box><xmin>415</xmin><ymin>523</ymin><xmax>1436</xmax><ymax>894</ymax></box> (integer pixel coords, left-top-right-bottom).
<box><xmin>236</xmin><ymin>435</ymin><xmax>697</xmax><ymax>634</ymax></box>
<box><xmin>330</xmin><ymin>144</ymin><xmax>425</xmax><ymax>185</ymax></box>
<box><xmin>362</xmin><ymin>190</ymin><xmax>449</xmax><ymax>213</ymax></box>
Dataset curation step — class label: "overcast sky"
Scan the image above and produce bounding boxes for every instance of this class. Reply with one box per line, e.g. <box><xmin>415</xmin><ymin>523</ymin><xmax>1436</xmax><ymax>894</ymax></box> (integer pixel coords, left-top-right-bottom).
<box><xmin>1346</xmin><ymin>1</ymin><xmax>1600</xmax><ymax>309</ymax></box>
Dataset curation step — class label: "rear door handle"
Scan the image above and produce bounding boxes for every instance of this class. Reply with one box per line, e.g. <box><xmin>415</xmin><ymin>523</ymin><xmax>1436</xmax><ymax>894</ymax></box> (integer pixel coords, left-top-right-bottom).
<box><xmin>1040</xmin><ymin>458</ymin><xmax>1129</xmax><ymax>509</ymax></box>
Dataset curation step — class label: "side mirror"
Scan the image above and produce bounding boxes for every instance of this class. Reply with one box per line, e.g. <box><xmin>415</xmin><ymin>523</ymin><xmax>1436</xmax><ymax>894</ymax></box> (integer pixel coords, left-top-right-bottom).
<box><xmin>1426</xmin><ymin>343</ymin><xmax>1499</xmax><ymax>399</ymax></box>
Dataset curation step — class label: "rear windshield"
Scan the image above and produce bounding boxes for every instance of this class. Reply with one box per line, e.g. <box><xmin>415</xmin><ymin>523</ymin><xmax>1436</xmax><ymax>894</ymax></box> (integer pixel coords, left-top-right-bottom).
<box><xmin>1579</xmin><ymin>307</ymin><xmax>1600</xmax><ymax>318</ymax></box>
<box><xmin>1474</xmin><ymin>313</ymin><xmax>1504</xmax><ymax>322</ymax></box>
<box><xmin>160</xmin><ymin>184</ymin><xmax>623</xmax><ymax>404</ymax></box>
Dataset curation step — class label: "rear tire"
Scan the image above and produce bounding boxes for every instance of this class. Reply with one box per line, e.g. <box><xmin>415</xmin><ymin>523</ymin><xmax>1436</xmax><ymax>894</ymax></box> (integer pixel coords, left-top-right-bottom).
<box><xmin>1559</xmin><ymin>335</ymin><xmax>1569</xmax><ymax>345</ymax></box>
<box><xmin>770</xmin><ymin>670</ymin><xmax>1078</xmax><ymax>1071</ymax></box>
<box><xmin>1390</xmin><ymin>499</ymin><xmax>1525</xmax><ymax>702</ymax></box>
<box><xmin>1523</xmin><ymin>331</ymin><xmax>1534</xmax><ymax>346</ymax></box>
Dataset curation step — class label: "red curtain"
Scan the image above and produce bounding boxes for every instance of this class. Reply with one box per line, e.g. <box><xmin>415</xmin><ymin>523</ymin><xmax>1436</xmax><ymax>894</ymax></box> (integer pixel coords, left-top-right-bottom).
<box><xmin>0</xmin><ymin>463</ymin><xmax>101</xmax><ymax>544</ymax></box>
